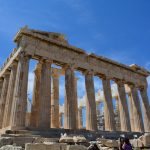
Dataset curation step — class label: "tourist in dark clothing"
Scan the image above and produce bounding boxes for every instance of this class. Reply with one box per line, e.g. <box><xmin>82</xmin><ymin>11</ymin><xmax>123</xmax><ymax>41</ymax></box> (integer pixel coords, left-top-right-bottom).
<box><xmin>122</xmin><ymin>138</ymin><xmax>132</xmax><ymax>150</ymax></box>
<box><xmin>119</xmin><ymin>137</ymin><xmax>124</xmax><ymax>150</ymax></box>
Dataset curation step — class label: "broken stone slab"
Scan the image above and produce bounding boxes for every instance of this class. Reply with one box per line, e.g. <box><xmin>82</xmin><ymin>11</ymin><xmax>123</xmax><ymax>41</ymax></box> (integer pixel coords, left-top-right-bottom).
<box><xmin>96</xmin><ymin>139</ymin><xmax>118</xmax><ymax>148</ymax></box>
<box><xmin>0</xmin><ymin>145</ymin><xmax>23</xmax><ymax>150</ymax></box>
<box><xmin>73</xmin><ymin>136</ymin><xmax>87</xmax><ymax>143</ymax></box>
<box><xmin>0</xmin><ymin>138</ymin><xmax>13</xmax><ymax>148</ymax></box>
<box><xmin>59</xmin><ymin>135</ymin><xmax>87</xmax><ymax>143</ymax></box>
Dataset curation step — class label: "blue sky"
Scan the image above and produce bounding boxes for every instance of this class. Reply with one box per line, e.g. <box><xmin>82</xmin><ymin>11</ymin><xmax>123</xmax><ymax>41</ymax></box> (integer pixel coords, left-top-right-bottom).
<box><xmin>0</xmin><ymin>0</ymin><xmax>150</xmax><ymax>111</ymax></box>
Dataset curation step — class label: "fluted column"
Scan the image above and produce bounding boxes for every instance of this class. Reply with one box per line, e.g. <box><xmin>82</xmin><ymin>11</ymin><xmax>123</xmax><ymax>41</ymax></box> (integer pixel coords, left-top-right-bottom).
<box><xmin>0</xmin><ymin>71</ymin><xmax>10</xmax><ymax>128</ymax></box>
<box><xmin>59</xmin><ymin>113</ymin><xmax>63</xmax><ymax>128</ymax></box>
<box><xmin>74</xmin><ymin>77</ymin><xmax>78</xmax><ymax>129</ymax></box>
<box><xmin>129</xmin><ymin>85</ymin><xmax>144</xmax><ymax>132</ymax></box>
<box><xmin>139</xmin><ymin>86</ymin><xmax>150</xmax><ymax>132</ymax></box>
<box><xmin>2</xmin><ymin>61</ymin><xmax>18</xmax><ymax>128</ymax></box>
<box><xmin>38</xmin><ymin>59</ymin><xmax>52</xmax><ymax>129</ymax></box>
<box><xmin>30</xmin><ymin>62</ymin><xmax>41</xmax><ymax>128</ymax></box>
<box><xmin>117</xmin><ymin>81</ymin><xmax>131</xmax><ymax>131</ymax></box>
<box><xmin>102</xmin><ymin>77</ymin><xmax>115</xmax><ymax>131</ymax></box>
<box><xmin>64</xmin><ymin>65</ymin><xmax>77</xmax><ymax>129</ymax></box>
<box><xmin>115</xmin><ymin>97</ymin><xmax>121</xmax><ymax>131</ymax></box>
<box><xmin>78</xmin><ymin>106</ymin><xmax>83</xmax><ymax>129</ymax></box>
<box><xmin>10</xmin><ymin>53</ymin><xmax>30</xmax><ymax>129</ymax></box>
<box><xmin>85</xmin><ymin>71</ymin><xmax>97</xmax><ymax>131</ymax></box>
<box><xmin>51</xmin><ymin>73</ymin><xmax>59</xmax><ymax>128</ymax></box>
<box><xmin>96</xmin><ymin>101</ymin><xmax>101</xmax><ymax>130</ymax></box>
<box><xmin>128</xmin><ymin>93</ymin><xmax>135</xmax><ymax>131</ymax></box>
<box><xmin>0</xmin><ymin>78</ymin><xmax>4</xmax><ymax>96</ymax></box>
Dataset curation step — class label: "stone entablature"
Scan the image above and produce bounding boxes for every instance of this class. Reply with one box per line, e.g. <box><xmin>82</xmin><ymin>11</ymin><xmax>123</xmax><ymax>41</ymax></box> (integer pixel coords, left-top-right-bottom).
<box><xmin>0</xmin><ymin>26</ymin><xmax>150</xmax><ymax>133</ymax></box>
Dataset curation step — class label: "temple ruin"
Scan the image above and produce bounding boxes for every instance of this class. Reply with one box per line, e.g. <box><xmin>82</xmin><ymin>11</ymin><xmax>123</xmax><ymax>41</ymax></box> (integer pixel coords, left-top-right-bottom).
<box><xmin>0</xmin><ymin>26</ymin><xmax>150</xmax><ymax>134</ymax></box>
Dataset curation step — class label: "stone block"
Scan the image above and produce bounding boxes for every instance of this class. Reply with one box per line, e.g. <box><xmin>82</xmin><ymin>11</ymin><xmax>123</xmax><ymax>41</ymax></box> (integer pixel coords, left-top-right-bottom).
<box><xmin>141</xmin><ymin>133</ymin><xmax>150</xmax><ymax>147</ymax></box>
<box><xmin>25</xmin><ymin>143</ymin><xmax>67</xmax><ymax>150</ymax></box>
<box><xmin>104</xmin><ymin>140</ymin><xmax>118</xmax><ymax>148</ymax></box>
<box><xmin>66</xmin><ymin>145</ymin><xmax>87</xmax><ymax>150</ymax></box>
<box><xmin>73</xmin><ymin>136</ymin><xmax>87</xmax><ymax>143</ymax></box>
<box><xmin>25</xmin><ymin>143</ymin><xmax>46</xmax><ymax>150</ymax></box>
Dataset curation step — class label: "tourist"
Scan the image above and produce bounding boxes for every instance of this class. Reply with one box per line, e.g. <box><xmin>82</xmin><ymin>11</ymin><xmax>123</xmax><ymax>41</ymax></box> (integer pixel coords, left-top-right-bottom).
<box><xmin>122</xmin><ymin>138</ymin><xmax>132</xmax><ymax>150</ymax></box>
<box><xmin>119</xmin><ymin>137</ymin><xmax>125</xmax><ymax>150</ymax></box>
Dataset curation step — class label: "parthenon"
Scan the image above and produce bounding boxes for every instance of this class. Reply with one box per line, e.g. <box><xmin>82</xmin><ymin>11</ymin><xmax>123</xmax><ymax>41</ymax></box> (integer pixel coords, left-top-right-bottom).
<box><xmin>0</xmin><ymin>26</ymin><xmax>150</xmax><ymax>134</ymax></box>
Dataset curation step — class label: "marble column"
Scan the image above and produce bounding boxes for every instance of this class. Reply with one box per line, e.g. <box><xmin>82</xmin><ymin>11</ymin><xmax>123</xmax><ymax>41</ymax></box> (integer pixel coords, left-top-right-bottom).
<box><xmin>129</xmin><ymin>85</ymin><xmax>144</xmax><ymax>132</ymax></box>
<box><xmin>74</xmin><ymin>77</ymin><xmax>78</xmax><ymax>129</ymax></box>
<box><xmin>115</xmin><ymin>97</ymin><xmax>121</xmax><ymax>131</ymax></box>
<box><xmin>51</xmin><ymin>73</ymin><xmax>59</xmax><ymax>128</ymax></box>
<box><xmin>96</xmin><ymin>101</ymin><xmax>101</xmax><ymax>130</ymax></box>
<box><xmin>59</xmin><ymin>113</ymin><xmax>63</xmax><ymax>128</ymax></box>
<box><xmin>85</xmin><ymin>71</ymin><xmax>97</xmax><ymax>131</ymax></box>
<box><xmin>30</xmin><ymin>62</ymin><xmax>41</xmax><ymax>128</ymax></box>
<box><xmin>64</xmin><ymin>66</ymin><xmax>77</xmax><ymax>129</ymax></box>
<box><xmin>128</xmin><ymin>93</ymin><xmax>135</xmax><ymax>131</ymax></box>
<box><xmin>38</xmin><ymin>59</ymin><xmax>51</xmax><ymax>129</ymax></box>
<box><xmin>139</xmin><ymin>86</ymin><xmax>150</xmax><ymax>132</ymax></box>
<box><xmin>102</xmin><ymin>77</ymin><xmax>115</xmax><ymax>131</ymax></box>
<box><xmin>10</xmin><ymin>53</ymin><xmax>30</xmax><ymax>129</ymax></box>
<box><xmin>0</xmin><ymin>78</ymin><xmax>4</xmax><ymax>96</ymax></box>
<box><xmin>2</xmin><ymin>61</ymin><xmax>18</xmax><ymax>128</ymax></box>
<box><xmin>0</xmin><ymin>71</ymin><xmax>10</xmax><ymax>128</ymax></box>
<box><xmin>78</xmin><ymin>106</ymin><xmax>83</xmax><ymax>129</ymax></box>
<box><xmin>117</xmin><ymin>81</ymin><xmax>131</xmax><ymax>132</ymax></box>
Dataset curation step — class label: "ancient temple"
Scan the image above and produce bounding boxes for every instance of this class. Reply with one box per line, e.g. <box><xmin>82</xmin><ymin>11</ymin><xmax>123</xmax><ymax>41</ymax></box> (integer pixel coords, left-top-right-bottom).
<box><xmin>0</xmin><ymin>26</ymin><xmax>150</xmax><ymax>134</ymax></box>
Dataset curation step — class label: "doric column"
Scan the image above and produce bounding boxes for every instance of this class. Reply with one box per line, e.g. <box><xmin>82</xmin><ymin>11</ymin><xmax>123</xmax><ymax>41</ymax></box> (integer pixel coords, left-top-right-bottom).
<box><xmin>51</xmin><ymin>72</ymin><xmax>59</xmax><ymax>128</ymax></box>
<box><xmin>10</xmin><ymin>53</ymin><xmax>30</xmax><ymax>129</ymax></box>
<box><xmin>96</xmin><ymin>101</ymin><xmax>101</xmax><ymax>130</ymax></box>
<box><xmin>128</xmin><ymin>93</ymin><xmax>135</xmax><ymax>131</ymax></box>
<box><xmin>0</xmin><ymin>71</ymin><xmax>10</xmax><ymax>128</ymax></box>
<box><xmin>78</xmin><ymin>106</ymin><xmax>83</xmax><ymax>129</ymax></box>
<box><xmin>115</xmin><ymin>97</ymin><xmax>121</xmax><ymax>131</ymax></box>
<box><xmin>139</xmin><ymin>86</ymin><xmax>150</xmax><ymax>132</ymax></box>
<box><xmin>116</xmin><ymin>81</ymin><xmax>131</xmax><ymax>132</ymax></box>
<box><xmin>59</xmin><ymin>113</ymin><xmax>63</xmax><ymax>128</ymax></box>
<box><xmin>85</xmin><ymin>71</ymin><xmax>97</xmax><ymax>131</ymax></box>
<box><xmin>74</xmin><ymin>77</ymin><xmax>78</xmax><ymax>129</ymax></box>
<box><xmin>64</xmin><ymin>65</ymin><xmax>77</xmax><ymax>129</ymax></box>
<box><xmin>0</xmin><ymin>78</ymin><xmax>4</xmax><ymax>96</ymax></box>
<box><xmin>102</xmin><ymin>77</ymin><xmax>115</xmax><ymax>131</ymax></box>
<box><xmin>2</xmin><ymin>61</ymin><xmax>18</xmax><ymax>128</ymax></box>
<box><xmin>38</xmin><ymin>59</ymin><xmax>52</xmax><ymax>129</ymax></box>
<box><xmin>30</xmin><ymin>62</ymin><xmax>42</xmax><ymax>128</ymax></box>
<box><xmin>129</xmin><ymin>85</ymin><xmax>144</xmax><ymax>132</ymax></box>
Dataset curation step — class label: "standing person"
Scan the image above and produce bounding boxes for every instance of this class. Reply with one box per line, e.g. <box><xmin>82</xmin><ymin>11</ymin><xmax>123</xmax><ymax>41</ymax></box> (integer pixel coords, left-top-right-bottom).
<box><xmin>119</xmin><ymin>137</ymin><xmax>124</xmax><ymax>150</ymax></box>
<box><xmin>122</xmin><ymin>138</ymin><xmax>132</xmax><ymax>150</ymax></box>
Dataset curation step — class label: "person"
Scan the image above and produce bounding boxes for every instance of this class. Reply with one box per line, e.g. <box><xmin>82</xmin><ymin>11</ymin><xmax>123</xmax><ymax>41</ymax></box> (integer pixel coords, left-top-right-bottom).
<box><xmin>88</xmin><ymin>143</ymin><xmax>100</xmax><ymax>150</ymax></box>
<box><xmin>119</xmin><ymin>137</ymin><xmax>124</xmax><ymax>150</ymax></box>
<box><xmin>122</xmin><ymin>138</ymin><xmax>132</xmax><ymax>150</ymax></box>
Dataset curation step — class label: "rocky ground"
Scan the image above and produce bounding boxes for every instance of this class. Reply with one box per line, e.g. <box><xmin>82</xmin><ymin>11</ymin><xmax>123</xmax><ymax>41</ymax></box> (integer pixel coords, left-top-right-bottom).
<box><xmin>0</xmin><ymin>133</ymin><xmax>149</xmax><ymax>150</ymax></box>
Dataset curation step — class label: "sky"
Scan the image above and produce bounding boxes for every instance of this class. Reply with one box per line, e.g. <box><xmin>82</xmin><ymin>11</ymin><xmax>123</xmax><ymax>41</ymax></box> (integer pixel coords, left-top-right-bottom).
<box><xmin>0</xmin><ymin>0</ymin><xmax>150</xmax><ymax>116</ymax></box>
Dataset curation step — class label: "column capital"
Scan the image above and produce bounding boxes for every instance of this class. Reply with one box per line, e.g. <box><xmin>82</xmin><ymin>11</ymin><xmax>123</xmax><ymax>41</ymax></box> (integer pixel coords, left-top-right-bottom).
<box><xmin>2</xmin><ymin>70</ymin><xmax>11</xmax><ymax>78</ymax></box>
<box><xmin>115</xmin><ymin>79</ymin><xmax>126</xmax><ymax>87</ymax></box>
<box><xmin>51</xmin><ymin>70</ymin><xmax>60</xmax><ymax>78</ymax></box>
<box><xmin>63</xmin><ymin>64</ymin><xmax>75</xmax><ymax>71</ymax></box>
<box><xmin>83</xmin><ymin>69</ymin><xmax>94</xmax><ymax>76</ymax></box>
<box><xmin>10</xmin><ymin>61</ymin><xmax>18</xmax><ymax>69</ymax></box>
<box><xmin>98</xmin><ymin>74</ymin><xmax>112</xmax><ymax>80</ymax></box>
<box><xmin>18</xmin><ymin>51</ymin><xmax>31</xmax><ymax>60</ymax></box>
<box><xmin>138</xmin><ymin>85</ymin><xmax>147</xmax><ymax>91</ymax></box>
<box><xmin>128</xmin><ymin>83</ymin><xmax>135</xmax><ymax>89</ymax></box>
